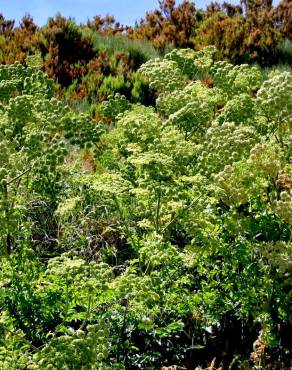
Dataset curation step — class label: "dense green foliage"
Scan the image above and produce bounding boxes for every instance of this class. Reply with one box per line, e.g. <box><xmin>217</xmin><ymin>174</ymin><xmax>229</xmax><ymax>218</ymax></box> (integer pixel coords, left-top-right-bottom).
<box><xmin>0</xmin><ymin>45</ymin><xmax>291</xmax><ymax>369</ymax></box>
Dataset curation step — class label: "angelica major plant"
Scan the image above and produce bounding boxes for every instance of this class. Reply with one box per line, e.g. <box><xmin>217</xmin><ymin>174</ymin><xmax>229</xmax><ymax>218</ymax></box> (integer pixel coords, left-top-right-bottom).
<box><xmin>0</xmin><ymin>47</ymin><xmax>291</xmax><ymax>369</ymax></box>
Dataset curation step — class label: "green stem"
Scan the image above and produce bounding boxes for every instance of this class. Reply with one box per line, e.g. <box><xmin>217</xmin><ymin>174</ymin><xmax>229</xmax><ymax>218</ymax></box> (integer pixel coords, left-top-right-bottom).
<box><xmin>63</xmin><ymin>275</ymin><xmax>70</xmax><ymax>323</ymax></box>
<box><xmin>155</xmin><ymin>190</ymin><xmax>161</xmax><ymax>234</ymax></box>
<box><xmin>79</xmin><ymin>293</ymin><xmax>92</xmax><ymax>331</ymax></box>
<box><xmin>2</xmin><ymin>180</ymin><xmax>11</xmax><ymax>255</ymax></box>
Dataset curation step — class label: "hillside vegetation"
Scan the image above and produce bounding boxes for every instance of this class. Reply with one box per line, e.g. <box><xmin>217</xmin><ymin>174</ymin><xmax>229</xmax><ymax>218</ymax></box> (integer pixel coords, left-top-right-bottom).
<box><xmin>0</xmin><ymin>1</ymin><xmax>291</xmax><ymax>369</ymax></box>
<box><xmin>0</xmin><ymin>0</ymin><xmax>291</xmax><ymax>108</ymax></box>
